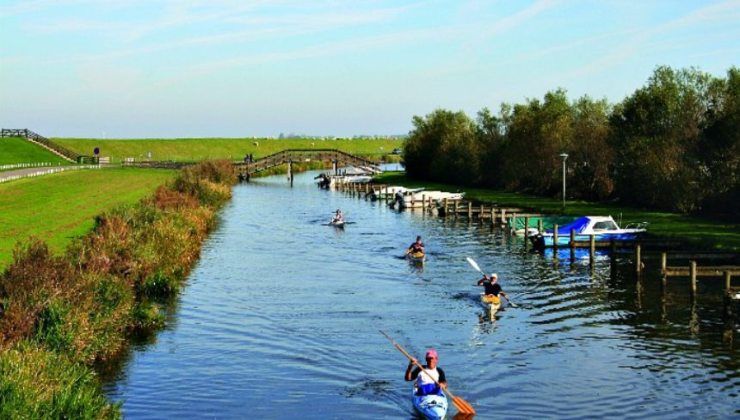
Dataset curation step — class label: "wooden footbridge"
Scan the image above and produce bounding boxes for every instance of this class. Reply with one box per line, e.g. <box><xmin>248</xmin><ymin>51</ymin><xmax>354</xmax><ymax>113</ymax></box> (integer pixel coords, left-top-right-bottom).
<box><xmin>235</xmin><ymin>149</ymin><xmax>380</xmax><ymax>182</ymax></box>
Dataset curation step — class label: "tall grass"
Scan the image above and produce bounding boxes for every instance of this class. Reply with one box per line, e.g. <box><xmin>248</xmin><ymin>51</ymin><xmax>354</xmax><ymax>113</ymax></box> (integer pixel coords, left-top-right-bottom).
<box><xmin>0</xmin><ymin>160</ymin><xmax>236</xmax><ymax>417</ymax></box>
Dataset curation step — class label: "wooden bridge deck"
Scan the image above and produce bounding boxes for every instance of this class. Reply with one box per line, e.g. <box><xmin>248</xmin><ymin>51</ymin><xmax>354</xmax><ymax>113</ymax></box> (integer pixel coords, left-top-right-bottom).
<box><xmin>235</xmin><ymin>148</ymin><xmax>379</xmax><ymax>177</ymax></box>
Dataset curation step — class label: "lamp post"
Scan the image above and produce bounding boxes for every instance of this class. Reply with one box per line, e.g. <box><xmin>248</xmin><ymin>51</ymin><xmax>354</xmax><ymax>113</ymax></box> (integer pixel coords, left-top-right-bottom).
<box><xmin>559</xmin><ymin>153</ymin><xmax>569</xmax><ymax>207</ymax></box>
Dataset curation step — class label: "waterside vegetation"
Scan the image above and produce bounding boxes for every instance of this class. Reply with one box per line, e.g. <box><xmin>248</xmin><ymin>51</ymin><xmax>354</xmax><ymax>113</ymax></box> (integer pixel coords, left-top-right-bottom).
<box><xmin>0</xmin><ymin>161</ymin><xmax>236</xmax><ymax>417</ymax></box>
<box><xmin>404</xmin><ymin>66</ymin><xmax>739</xmax><ymax>221</ymax></box>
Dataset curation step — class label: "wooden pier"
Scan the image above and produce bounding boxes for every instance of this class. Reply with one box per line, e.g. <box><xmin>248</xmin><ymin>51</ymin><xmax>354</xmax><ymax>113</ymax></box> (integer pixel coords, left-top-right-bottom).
<box><xmin>334</xmin><ymin>180</ymin><xmax>740</xmax><ymax>313</ymax></box>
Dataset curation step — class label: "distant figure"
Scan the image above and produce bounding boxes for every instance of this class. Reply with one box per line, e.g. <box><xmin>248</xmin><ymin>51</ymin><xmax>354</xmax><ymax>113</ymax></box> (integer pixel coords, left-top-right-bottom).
<box><xmin>477</xmin><ymin>273</ymin><xmax>507</xmax><ymax>300</ymax></box>
<box><xmin>331</xmin><ymin>209</ymin><xmax>344</xmax><ymax>224</ymax></box>
<box><xmin>406</xmin><ymin>236</ymin><xmax>425</xmax><ymax>255</ymax></box>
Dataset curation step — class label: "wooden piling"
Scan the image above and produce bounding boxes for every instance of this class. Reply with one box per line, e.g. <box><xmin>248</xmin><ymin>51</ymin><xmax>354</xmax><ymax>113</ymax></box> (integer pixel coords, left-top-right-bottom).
<box><xmin>524</xmin><ymin>216</ymin><xmax>530</xmax><ymax>250</ymax></box>
<box><xmin>538</xmin><ymin>219</ymin><xmax>544</xmax><ymax>234</ymax></box>
<box><xmin>570</xmin><ymin>229</ymin><xmax>576</xmax><ymax>249</ymax></box>
<box><xmin>443</xmin><ymin>198</ymin><xmax>449</xmax><ymax>217</ymax></box>
<box><xmin>467</xmin><ymin>202</ymin><xmax>472</xmax><ymax>218</ymax></box>
<box><xmin>635</xmin><ymin>244</ymin><xmax>642</xmax><ymax>274</ymax></box>
<box><xmin>422</xmin><ymin>194</ymin><xmax>426</xmax><ymax>210</ymax></box>
<box><xmin>454</xmin><ymin>200</ymin><xmax>459</xmax><ymax>218</ymax></box>
<box><xmin>553</xmin><ymin>224</ymin><xmax>559</xmax><ymax>249</ymax></box>
<box><xmin>690</xmin><ymin>261</ymin><xmax>697</xmax><ymax>295</ymax></box>
<box><xmin>661</xmin><ymin>252</ymin><xmax>667</xmax><ymax>273</ymax></box>
<box><xmin>725</xmin><ymin>271</ymin><xmax>731</xmax><ymax>291</ymax></box>
<box><xmin>589</xmin><ymin>234</ymin><xmax>596</xmax><ymax>264</ymax></box>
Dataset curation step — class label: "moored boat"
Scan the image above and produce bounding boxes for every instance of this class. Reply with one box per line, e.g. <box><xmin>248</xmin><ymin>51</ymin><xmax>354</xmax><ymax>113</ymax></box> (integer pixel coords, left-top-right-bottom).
<box><xmin>395</xmin><ymin>190</ymin><xmax>464</xmax><ymax>209</ymax></box>
<box><xmin>413</xmin><ymin>388</ymin><xmax>448</xmax><ymax>420</ymax></box>
<box><xmin>529</xmin><ymin>215</ymin><xmax>647</xmax><ymax>248</ymax></box>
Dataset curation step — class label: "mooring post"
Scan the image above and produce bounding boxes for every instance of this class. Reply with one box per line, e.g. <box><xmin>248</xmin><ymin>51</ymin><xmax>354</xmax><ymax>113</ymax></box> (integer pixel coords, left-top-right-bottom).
<box><xmin>570</xmin><ymin>229</ymin><xmax>576</xmax><ymax>249</ymax></box>
<box><xmin>553</xmin><ymin>224</ymin><xmax>559</xmax><ymax>250</ymax></box>
<box><xmin>538</xmin><ymin>219</ymin><xmax>544</xmax><ymax>234</ymax></box>
<box><xmin>422</xmin><ymin>194</ymin><xmax>426</xmax><ymax>210</ymax></box>
<box><xmin>501</xmin><ymin>209</ymin><xmax>506</xmax><ymax>227</ymax></box>
<box><xmin>635</xmin><ymin>244</ymin><xmax>642</xmax><ymax>274</ymax></box>
<box><xmin>288</xmin><ymin>160</ymin><xmax>293</xmax><ymax>186</ymax></box>
<box><xmin>467</xmin><ymin>202</ymin><xmax>472</xmax><ymax>218</ymax></box>
<box><xmin>490</xmin><ymin>207</ymin><xmax>496</xmax><ymax>225</ymax></box>
<box><xmin>443</xmin><ymin>198</ymin><xmax>449</xmax><ymax>217</ymax></box>
<box><xmin>524</xmin><ymin>216</ymin><xmax>530</xmax><ymax>250</ymax></box>
<box><xmin>661</xmin><ymin>252</ymin><xmax>667</xmax><ymax>274</ymax></box>
<box><xmin>454</xmin><ymin>200</ymin><xmax>459</xmax><ymax>218</ymax></box>
<box><xmin>589</xmin><ymin>234</ymin><xmax>596</xmax><ymax>265</ymax></box>
<box><xmin>725</xmin><ymin>271</ymin><xmax>731</xmax><ymax>292</ymax></box>
<box><xmin>690</xmin><ymin>261</ymin><xmax>697</xmax><ymax>296</ymax></box>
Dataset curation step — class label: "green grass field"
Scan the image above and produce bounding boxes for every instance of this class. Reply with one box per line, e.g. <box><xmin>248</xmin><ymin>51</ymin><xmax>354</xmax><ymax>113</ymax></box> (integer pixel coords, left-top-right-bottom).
<box><xmin>0</xmin><ymin>137</ymin><xmax>70</xmax><ymax>166</ymax></box>
<box><xmin>0</xmin><ymin>168</ymin><xmax>175</xmax><ymax>268</ymax></box>
<box><xmin>375</xmin><ymin>172</ymin><xmax>740</xmax><ymax>251</ymax></box>
<box><xmin>54</xmin><ymin>137</ymin><xmax>405</xmax><ymax>163</ymax></box>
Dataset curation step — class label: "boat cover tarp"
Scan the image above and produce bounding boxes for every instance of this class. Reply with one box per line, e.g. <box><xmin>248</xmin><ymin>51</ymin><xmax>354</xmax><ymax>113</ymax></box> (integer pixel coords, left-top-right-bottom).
<box><xmin>547</xmin><ymin>216</ymin><xmax>590</xmax><ymax>235</ymax></box>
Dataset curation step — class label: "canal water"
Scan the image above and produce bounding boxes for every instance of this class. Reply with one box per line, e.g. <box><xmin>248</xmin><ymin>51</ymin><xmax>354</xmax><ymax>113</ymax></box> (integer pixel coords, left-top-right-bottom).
<box><xmin>104</xmin><ymin>170</ymin><xmax>738</xmax><ymax>418</ymax></box>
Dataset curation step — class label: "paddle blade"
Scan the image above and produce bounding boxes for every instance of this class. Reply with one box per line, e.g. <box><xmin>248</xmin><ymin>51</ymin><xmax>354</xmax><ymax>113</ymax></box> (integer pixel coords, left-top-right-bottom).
<box><xmin>466</xmin><ymin>257</ymin><xmax>483</xmax><ymax>274</ymax></box>
<box><xmin>452</xmin><ymin>396</ymin><xmax>476</xmax><ymax>415</ymax></box>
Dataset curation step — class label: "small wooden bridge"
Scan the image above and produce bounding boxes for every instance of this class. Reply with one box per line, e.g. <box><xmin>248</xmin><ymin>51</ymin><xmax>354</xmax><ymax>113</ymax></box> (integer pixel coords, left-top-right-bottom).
<box><xmin>235</xmin><ymin>149</ymin><xmax>380</xmax><ymax>181</ymax></box>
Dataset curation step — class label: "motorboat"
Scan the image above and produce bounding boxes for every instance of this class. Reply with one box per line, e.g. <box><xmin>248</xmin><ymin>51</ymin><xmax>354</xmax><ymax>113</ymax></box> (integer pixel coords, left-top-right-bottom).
<box><xmin>392</xmin><ymin>190</ymin><xmax>464</xmax><ymax>209</ymax></box>
<box><xmin>367</xmin><ymin>185</ymin><xmax>424</xmax><ymax>201</ymax></box>
<box><xmin>529</xmin><ymin>215</ymin><xmax>647</xmax><ymax>248</ymax></box>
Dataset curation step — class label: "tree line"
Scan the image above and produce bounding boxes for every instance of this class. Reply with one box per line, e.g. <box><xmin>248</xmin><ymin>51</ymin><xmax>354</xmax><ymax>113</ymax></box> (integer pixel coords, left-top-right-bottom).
<box><xmin>403</xmin><ymin>66</ymin><xmax>738</xmax><ymax>219</ymax></box>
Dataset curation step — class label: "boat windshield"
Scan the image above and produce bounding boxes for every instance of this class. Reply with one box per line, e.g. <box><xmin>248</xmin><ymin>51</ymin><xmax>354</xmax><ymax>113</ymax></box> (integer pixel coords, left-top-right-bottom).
<box><xmin>592</xmin><ymin>220</ymin><xmax>619</xmax><ymax>231</ymax></box>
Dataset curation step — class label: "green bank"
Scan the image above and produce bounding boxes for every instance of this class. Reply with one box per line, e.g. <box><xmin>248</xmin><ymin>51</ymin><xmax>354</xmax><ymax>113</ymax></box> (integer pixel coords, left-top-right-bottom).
<box><xmin>375</xmin><ymin>172</ymin><xmax>740</xmax><ymax>251</ymax></box>
<box><xmin>0</xmin><ymin>168</ymin><xmax>175</xmax><ymax>268</ymax></box>
<box><xmin>0</xmin><ymin>137</ymin><xmax>70</xmax><ymax>166</ymax></box>
<box><xmin>54</xmin><ymin>137</ymin><xmax>404</xmax><ymax>163</ymax></box>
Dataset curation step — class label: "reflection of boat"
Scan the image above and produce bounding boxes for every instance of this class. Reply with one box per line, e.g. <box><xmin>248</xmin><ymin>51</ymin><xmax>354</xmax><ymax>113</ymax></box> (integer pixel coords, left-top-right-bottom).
<box><xmin>393</xmin><ymin>190</ymin><xmax>464</xmax><ymax>209</ymax></box>
<box><xmin>407</xmin><ymin>251</ymin><xmax>426</xmax><ymax>263</ymax></box>
<box><xmin>412</xmin><ymin>387</ymin><xmax>448</xmax><ymax>420</ymax></box>
<box><xmin>530</xmin><ymin>216</ymin><xmax>647</xmax><ymax>248</ymax></box>
<box><xmin>480</xmin><ymin>293</ymin><xmax>501</xmax><ymax>315</ymax></box>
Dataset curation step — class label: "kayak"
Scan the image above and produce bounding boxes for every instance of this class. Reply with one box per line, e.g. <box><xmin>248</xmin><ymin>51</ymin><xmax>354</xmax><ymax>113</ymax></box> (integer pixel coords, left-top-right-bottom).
<box><xmin>407</xmin><ymin>251</ymin><xmax>426</xmax><ymax>263</ymax></box>
<box><xmin>330</xmin><ymin>220</ymin><xmax>345</xmax><ymax>228</ymax></box>
<box><xmin>481</xmin><ymin>293</ymin><xmax>501</xmax><ymax>315</ymax></box>
<box><xmin>413</xmin><ymin>389</ymin><xmax>448</xmax><ymax>420</ymax></box>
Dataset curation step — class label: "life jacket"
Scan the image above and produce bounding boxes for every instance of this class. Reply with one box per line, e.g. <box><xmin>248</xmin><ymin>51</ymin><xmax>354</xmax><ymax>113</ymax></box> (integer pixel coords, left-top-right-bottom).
<box><xmin>415</xmin><ymin>367</ymin><xmax>441</xmax><ymax>396</ymax></box>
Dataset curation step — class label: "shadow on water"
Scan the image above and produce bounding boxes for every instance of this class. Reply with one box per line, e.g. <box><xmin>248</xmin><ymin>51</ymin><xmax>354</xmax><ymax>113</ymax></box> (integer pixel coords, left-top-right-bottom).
<box><xmin>102</xmin><ymin>170</ymin><xmax>739</xmax><ymax>419</ymax></box>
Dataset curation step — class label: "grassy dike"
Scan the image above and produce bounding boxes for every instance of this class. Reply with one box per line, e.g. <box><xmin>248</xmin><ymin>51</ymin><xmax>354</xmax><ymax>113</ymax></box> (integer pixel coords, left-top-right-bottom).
<box><xmin>375</xmin><ymin>172</ymin><xmax>740</xmax><ymax>251</ymax></box>
<box><xmin>1</xmin><ymin>137</ymin><xmax>70</xmax><ymax>166</ymax></box>
<box><xmin>54</xmin><ymin>137</ymin><xmax>404</xmax><ymax>163</ymax></box>
<box><xmin>0</xmin><ymin>168</ymin><xmax>176</xmax><ymax>268</ymax></box>
<box><xmin>0</xmin><ymin>161</ymin><xmax>236</xmax><ymax>418</ymax></box>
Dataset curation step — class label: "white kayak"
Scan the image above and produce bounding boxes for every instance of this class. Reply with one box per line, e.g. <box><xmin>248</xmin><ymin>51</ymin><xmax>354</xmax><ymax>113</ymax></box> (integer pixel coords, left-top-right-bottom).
<box><xmin>413</xmin><ymin>389</ymin><xmax>448</xmax><ymax>420</ymax></box>
<box><xmin>329</xmin><ymin>220</ymin><xmax>345</xmax><ymax>228</ymax></box>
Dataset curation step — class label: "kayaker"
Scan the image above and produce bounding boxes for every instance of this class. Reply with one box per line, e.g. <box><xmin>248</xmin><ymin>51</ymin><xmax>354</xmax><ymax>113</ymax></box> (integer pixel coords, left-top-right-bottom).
<box><xmin>406</xmin><ymin>236</ymin><xmax>425</xmax><ymax>255</ymax></box>
<box><xmin>477</xmin><ymin>273</ymin><xmax>507</xmax><ymax>300</ymax></box>
<box><xmin>331</xmin><ymin>209</ymin><xmax>344</xmax><ymax>223</ymax></box>
<box><xmin>405</xmin><ymin>349</ymin><xmax>447</xmax><ymax>396</ymax></box>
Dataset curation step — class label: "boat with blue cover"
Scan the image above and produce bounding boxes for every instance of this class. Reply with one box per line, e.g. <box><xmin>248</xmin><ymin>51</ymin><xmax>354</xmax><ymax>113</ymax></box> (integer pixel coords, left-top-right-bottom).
<box><xmin>529</xmin><ymin>215</ymin><xmax>647</xmax><ymax>248</ymax></box>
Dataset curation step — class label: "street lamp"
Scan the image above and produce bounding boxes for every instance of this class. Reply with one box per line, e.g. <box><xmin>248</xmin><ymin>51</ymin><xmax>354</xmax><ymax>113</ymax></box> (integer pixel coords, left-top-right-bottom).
<box><xmin>559</xmin><ymin>153</ymin><xmax>569</xmax><ymax>207</ymax></box>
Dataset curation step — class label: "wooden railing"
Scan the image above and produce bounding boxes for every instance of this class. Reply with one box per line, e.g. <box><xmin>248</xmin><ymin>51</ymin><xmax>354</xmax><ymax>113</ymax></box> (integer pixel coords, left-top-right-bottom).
<box><xmin>235</xmin><ymin>148</ymin><xmax>380</xmax><ymax>175</ymax></box>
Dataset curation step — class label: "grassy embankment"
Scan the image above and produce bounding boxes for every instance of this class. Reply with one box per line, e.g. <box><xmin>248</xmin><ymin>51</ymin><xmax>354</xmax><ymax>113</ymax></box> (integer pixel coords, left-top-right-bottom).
<box><xmin>375</xmin><ymin>172</ymin><xmax>740</xmax><ymax>251</ymax></box>
<box><xmin>0</xmin><ymin>137</ymin><xmax>70</xmax><ymax>167</ymax></box>
<box><xmin>0</xmin><ymin>161</ymin><xmax>236</xmax><ymax>417</ymax></box>
<box><xmin>54</xmin><ymin>137</ymin><xmax>404</xmax><ymax>163</ymax></box>
<box><xmin>0</xmin><ymin>168</ymin><xmax>175</xmax><ymax>268</ymax></box>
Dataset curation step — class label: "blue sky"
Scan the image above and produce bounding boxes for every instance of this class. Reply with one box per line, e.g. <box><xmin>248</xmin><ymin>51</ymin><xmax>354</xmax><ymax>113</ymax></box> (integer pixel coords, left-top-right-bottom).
<box><xmin>1</xmin><ymin>0</ymin><xmax>738</xmax><ymax>138</ymax></box>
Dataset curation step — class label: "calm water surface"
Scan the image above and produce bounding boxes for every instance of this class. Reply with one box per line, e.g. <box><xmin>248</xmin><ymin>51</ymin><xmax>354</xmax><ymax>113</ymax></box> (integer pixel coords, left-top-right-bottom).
<box><xmin>104</xmin><ymin>171</ymin><xmax>739</xmax><ymax>418</ymax></box>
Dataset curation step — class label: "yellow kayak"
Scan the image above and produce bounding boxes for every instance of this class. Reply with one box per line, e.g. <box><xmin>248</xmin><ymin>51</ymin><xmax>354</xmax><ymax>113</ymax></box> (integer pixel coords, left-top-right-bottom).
<box><xmin>407</xmin><ymin>251</ymin><xmax>426</xmax><ymax>263</ymax></box>
<box><xmin>481</xmin><ymin>294</ymin><xmax>501</xmax><ymax>314</ymax></box>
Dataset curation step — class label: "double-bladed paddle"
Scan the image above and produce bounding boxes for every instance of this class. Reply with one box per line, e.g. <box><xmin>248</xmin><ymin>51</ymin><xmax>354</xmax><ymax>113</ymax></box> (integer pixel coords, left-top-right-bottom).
<box><xmin>379</xmin><ymin>330</ymin><xmax>476</xmax><ymax>416</ymax></box>
<box><xmin>466</xmin><ymin>257</ymin><xmax>517</xmax><ymax>308</ymax></box>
